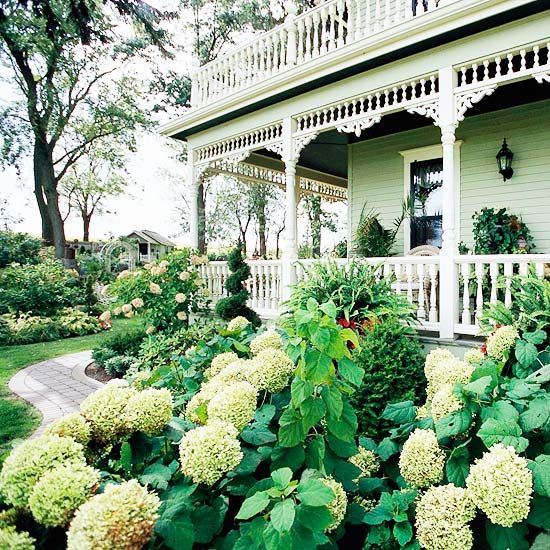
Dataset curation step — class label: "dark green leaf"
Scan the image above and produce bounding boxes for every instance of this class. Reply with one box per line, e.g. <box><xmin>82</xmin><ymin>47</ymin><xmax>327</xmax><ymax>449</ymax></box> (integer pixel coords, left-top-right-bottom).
<box><xmin>297</xmin><ymin>478</ymin><xmax>335</xmax><ymax>506</ymax></box>
<box><xmin>295</xmin><ymin>504</ymin><xmax>333</xmax><ymax>532</ymax></box>
<box><xmin>435</xmin><ymin>409</ymin><xmax>472</xmax><ymax>440</ymax></box>
<box><xmin>321</xmin><ymin>384</ymin><xmax>343</xmax><ymax>419</ymax></box>
<box><xmin>241</xmin><ymin>423</ymin><xmax>277</xmax><ymax>446</ymax></box>
<box><xmin>338</xmin><ymin>356</ymin><xmax>364</xmax><ymax>387</ymax></box>
<box><xmin>477</xmin><ymin>418</ymin><xmax>529</xmax><ymax>452</ymax></box>
<box><xmin>531</xmin><ymin>533</ymin><xmax>550</xmax><ymax>550</ymax></box>
<box><xmin>262</xmin><ymin>523</ymin><xmax>292</xmax><ymax>550</ymax></box>
<box><xmin>255</xmin><ymin>404</ymin><xmax>276</xmax><ymax>425</ymax></box>
<box><xmin>377</xmin><ymin>438</ymin><xmax>399</xmax><ymax>461</ymax></box>
<box><xmin>393</xmin><ymin>521</ymin><xmax>413</xmax><ymax>546</ymax></box>
<box><xmin>236</xmin><ymin>491</ymin><xmax>270</xmax><ymax>520</ymax></box>
<box><xmin>300</xmin><ymin>398</ymin><xmax>326</xmax><ymax>431</ymax></box>
<box><xmin>523</xmin><ymin>330</ymin><xmax>546</xmax><ymax>345</ymax></box>
<box><xmin>462</xmin><ymin>375</ymin><xmax>493</xmax><ymax>396</ymax></box>
<box><xmin>515</xmin><ymin>339</ymin><xmax>538</xmax><ymax>368</ymax></box>
<box><xmin>527</xmin><ymin>495</ymin><xmax>550</xmax><ymax>529</ymax></box>
<box><xmin>526</xmin><ymin>364</ymin><xmax>550</xmax><ymax>384</ymax></box>
<box><xmin>519</xmin><ymin>395</ymin><xmax>550</xmax><ymax>432</ymax></box>
<box><xmin>485</xmin><ymin>522</ymin><xmax>528</xmax><ymax>550</ymax></box>
<box><xmin>446</xmin><ymin>446</ymin><xmax>469</xmax><ymax>487</ymax></box>
<box><xmin>271</xmin><ymin>468</ymin><xmax>293</xmax><ymax>490</ymax></box>
<box><xmin>381</xmin><ymin>401</ymin><xmax>416</xmax><ymax>424</ymax></box>
<box><xmin>156</xmin><ymin>507</ymin><xmax>194</xmax><ymax>550</ymax></box>
<box><xmin>278</xmin><ymin>407</ymin><xmax>306</xmax><ymax>448</ymax></box>
<box><xmin>291</xmin><ymin>378</ymin><xmax>314</xmax><ymax>407</ymax></box>
<box><xmin>305</xmin><ymin>435</ymin><xmax>325</xmax><ymax>471</ymax></box>
<box><xmin>120</xmin><ymin>441</ymin><xmax>132</xmax><ymax>472</ymax></box>
<box><xmin>481</xmin><ymin>401</ymin><xmax>519</xmax><ymax>423</ymax></box>
<box><xmin>326</xmin><ymin>399</ymin><xmax>357</xmax><ymax>442</ymax></box>
<box><xmin>529</xmin><ymin>455</ymin><xmax>550</xmax><ymax>497</ymax></box>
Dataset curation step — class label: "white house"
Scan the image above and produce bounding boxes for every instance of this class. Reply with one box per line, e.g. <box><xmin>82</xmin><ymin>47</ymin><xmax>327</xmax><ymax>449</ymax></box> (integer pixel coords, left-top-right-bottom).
<box><xmin>127</xmin><ymin>230</ymin><xmax>177</xmax><ymax>263</ymax></box>
<box><xmin>161</xmin><ymin>0</ymin><xmax>550</xmax><ymax>340</ymax></box>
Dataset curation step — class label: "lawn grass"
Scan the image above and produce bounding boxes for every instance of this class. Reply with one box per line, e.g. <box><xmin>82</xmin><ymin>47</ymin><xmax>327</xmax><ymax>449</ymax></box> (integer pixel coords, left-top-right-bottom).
<box><xmin>0</xmin><ymin>317</ymin><xmax>141</xmax><ymax>456</ymax></box>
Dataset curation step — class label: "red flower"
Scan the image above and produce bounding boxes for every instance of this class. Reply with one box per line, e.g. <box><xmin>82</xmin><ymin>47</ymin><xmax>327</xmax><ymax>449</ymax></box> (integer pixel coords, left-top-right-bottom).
<box><xmin>338</xmin><ymin>318</ymin><xmax>350</xmax><ymax>328</ymax></box>
<box><xmin>481</xmin><ymin>342</ymin><xmax>487</xmax><ymax>354</ymax></box>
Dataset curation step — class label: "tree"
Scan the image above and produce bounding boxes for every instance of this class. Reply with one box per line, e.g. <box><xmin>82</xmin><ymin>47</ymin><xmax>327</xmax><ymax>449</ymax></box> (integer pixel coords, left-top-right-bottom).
<box><xmin>0</xmin><ymin>1</ymin><xmax>155</xmax><ymax>258</ymax></box>
<box><xmin>302</xmin><ymin>195</ymin><xmax>336</xmax><ymax>257</ymax></box>
<box><xmin>60</xmin><ymin>150</ymin><xmax>129</xmax><ymax>241</ymax></box>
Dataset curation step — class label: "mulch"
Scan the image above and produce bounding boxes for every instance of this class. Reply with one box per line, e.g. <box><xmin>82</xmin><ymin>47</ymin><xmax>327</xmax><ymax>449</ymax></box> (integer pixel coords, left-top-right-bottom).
<box><xmin>85</xmin><ymin>362</ymin><xmax>114</xmax><ymax>384</ymax></box>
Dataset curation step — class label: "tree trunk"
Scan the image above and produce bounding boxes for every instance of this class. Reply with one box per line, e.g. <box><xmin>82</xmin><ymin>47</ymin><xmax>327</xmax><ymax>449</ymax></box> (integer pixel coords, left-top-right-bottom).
<box><xmin>33</xmin><ymin>145</ymin><xmax>54</xmax><ymax>245</ymax></box>
<box><xmin>34</xmin><ymin>139</ymin><xmax>66</xmax><ymax>259</ymax></box>
<box><xmin>258</xmin><ymin>208</ymin><xmax>267</xmax><ymax>257</ymax></box>
<box><xmin>239</xmin><ymin>229</ymin><xmax>247</xmax><ymax>255</ymax></box>
<box><xmin>82</xmin><ymin>212</ymin><xmax>91</xmax><ymax>241</ymax></box>
<box><xmin>197</xmin><ymin>182</ymin><xmax>206</xmax><ymax>253</ymax></box>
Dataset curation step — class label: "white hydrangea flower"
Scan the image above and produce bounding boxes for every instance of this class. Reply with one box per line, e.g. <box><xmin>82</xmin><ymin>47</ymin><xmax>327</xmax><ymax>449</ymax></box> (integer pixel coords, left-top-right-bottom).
<box><xmin>320</xmin><ymin>477</ymin><xmax>347</xmax><ymax>532</ymax></box>
<box><xmin>121</xmin><ymin>304</ymin><xmax>132</xmax><ymax>314</ymax></box>
<box><xmin>149</xmin><ymin>282</ymin><xmax>162</xmax><ymax>295</ymax></box>
<box><xmin>424</xmin><ymin>348</ymin><xmax>455</xmax><ymax>380</ymax></box>
<box><xmin>131</xmin><ymin>298</ymin><xmax>144</xmax><ymax>308</ymax></box>
<box><xmin>227</xmin><ymin>316</ymin><xmax>250</xmax><ymax>332</ymax></box>
<box><xmin>427</xmin><ymin>358</ymin><xmax>474</xmax><ymax>399</ymax></box>
<box><xmin>177</xmin><ymin>311</ymin><xmax>187</xmax><ymax>321</ymax></box>
<box><xmin>125</xmin><ymin>388</ymin><xmax>173</xmax><ymax>435</ymax></box>
<box><xmin>464</xmin><ymin>348</ymin><xmax>485</xmax><ymax>365</ymax></box>
<box><xmin>415</xmin><ymin>484</ymin><xmax>476</xmax><ymax>550</ymax></box>
<box><xmin>205</xmin><ymin>352</ymin><xmax>239</xmax><ymax>379</ymax></box>
<box><xmin>431</xmin><ymin>384</ymin><xmax>464</xmax><ymax>421</ymax></box>
<box><xmin>179</xmin><ymin>271</ymin><xmax>191</xmax><ymax>281</ymax></box>
<box><xmin>399</xmin><ymin>429</ymin><xmax>445</xmax><ymax>488</ymax></box>
<box><xmin>207</xmin><ymin>381</ymin><xmax>258</xmax><ymax>430</ymax></box>
<box><xmin>349</xmin><ymin>447</ymin><xmax>379</xmax><ymax>479</ymax></box>
<box><xmin>179</xmin><ymin>420</ymin><xmax>243</xmax><ymax>485</ymax></box>
<box><xmin>250</xmin><ymin>329</ymin><xmax>283</xmax><ymax>355</ymax></box>
<box><xmin>175</xmin><ymin>293</ymin><xmax>186</xmax><ymax>303</ymax></box>
<box><xmin>466</xmin><ymin>444</ymin><xmax>532</xmax><ymax>527</ymax></box>
<box><xmin>486</xmin><ymin>325</ymin><xmax>518</xmax><ymax>361</ymax></box>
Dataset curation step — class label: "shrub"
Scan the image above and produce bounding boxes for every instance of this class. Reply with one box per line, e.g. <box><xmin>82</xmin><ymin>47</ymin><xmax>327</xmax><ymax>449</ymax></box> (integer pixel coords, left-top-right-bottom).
<box><xmin>287</xmin><ymin>259</ymin><xmax>416</xmax><ymax>325</ymax></box>
<box><xmin>0</xmin><ymin>259</ymin><xmax>85</xmax><ymax>316</ymax></box>
<box><xmin>91</xmin><ymin>324</ymin><xmax>146</xmax><ymax>367</ymax></box>
<box><xmin>351</xmin><ymin>317</ymin><xmax>425</xmax><ymax>437</ymax></box>
<box><xmin>107</xmin><ymin>248</ymin><xmax>209</xmax><ymax>331</ymax></box>
<box><xmin>55</xmin><ymin>307</ymin><xmax>101</xmax><ymax>337</ymax></box>
<box><xmin>1</xmin><ymin>313</ymin><xmax>61</xmax><ymax>345</ymax></box>
<box><xmin>215</xmin><ymin>242</ymin><xmax>260</xmax><ymax>326</ymax></box>
<box><xmin>0</xmin><ymin>231</ymin><xmax>42</xmax><ymax>268</ymax></box>
<box><xmin>103</xmin><ymin>355</ymin><xmax>137</xmax><ymax>377</ymax></box>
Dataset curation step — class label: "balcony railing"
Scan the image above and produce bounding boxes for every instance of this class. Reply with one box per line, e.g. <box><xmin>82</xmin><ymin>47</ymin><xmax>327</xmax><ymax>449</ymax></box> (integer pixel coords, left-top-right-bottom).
<box><xmin>192</xmin><ymin>0</ymin><xmax>448</xmax><ymax>108</ymax></box>
<box><xmin>199</xmin><ymin>254</ymin><xmax>550</xmax><ymax>337</ymax></box>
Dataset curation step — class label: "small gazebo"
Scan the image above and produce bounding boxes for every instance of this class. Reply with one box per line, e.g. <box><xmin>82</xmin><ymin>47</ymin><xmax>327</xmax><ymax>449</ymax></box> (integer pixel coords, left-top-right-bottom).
<box><xmin>127</xmin><ymin>230</ymin><xmax>177</xmax><ymax>263</ymax></box>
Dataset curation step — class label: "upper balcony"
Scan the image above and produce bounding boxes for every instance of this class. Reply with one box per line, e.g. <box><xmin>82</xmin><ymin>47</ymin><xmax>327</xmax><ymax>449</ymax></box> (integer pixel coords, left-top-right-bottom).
<box><xmin>163</xmin><ymin>0</ymin><xmax>545</xmax><ymax>139</ymax></box>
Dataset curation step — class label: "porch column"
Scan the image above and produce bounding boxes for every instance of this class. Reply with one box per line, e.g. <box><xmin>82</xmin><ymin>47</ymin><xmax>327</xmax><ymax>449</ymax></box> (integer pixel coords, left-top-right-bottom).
<box><xmin>281</xmin><ymin>117</ymin><xmax>299</xmax><ymax>301</ymax></box>
<box><xmin>438</xmin><ymin>66</ymin><xmax>459</xmax><ymax>339</ymax></box>
<box><xmin>187</xmin><ymin>147</ymin><xmax>200</xmax><ymax>250</ymax></box>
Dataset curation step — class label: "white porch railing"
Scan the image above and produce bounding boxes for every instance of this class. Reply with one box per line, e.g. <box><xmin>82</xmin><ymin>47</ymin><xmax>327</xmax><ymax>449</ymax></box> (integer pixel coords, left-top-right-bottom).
<box><xmin>454</xmin><ymin>254</ymin><xmax>550</xmax><ymax>335</ymax></box>
<box><xmin>192</xmin><ymin>0</ymin><xmax>446</xmax><ymax>108</ymax></box>
<box><xmin>199</xmin><ymin>254</ymin><xmax>550</xmax><ymax>337</ymax></box>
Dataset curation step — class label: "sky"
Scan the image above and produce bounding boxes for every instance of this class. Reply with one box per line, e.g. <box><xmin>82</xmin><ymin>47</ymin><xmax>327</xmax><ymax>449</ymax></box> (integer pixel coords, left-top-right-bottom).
<box><xmin>0</xmin><ymin>0</ymin><xmax>346</xmax><ymax>252</ymax></box>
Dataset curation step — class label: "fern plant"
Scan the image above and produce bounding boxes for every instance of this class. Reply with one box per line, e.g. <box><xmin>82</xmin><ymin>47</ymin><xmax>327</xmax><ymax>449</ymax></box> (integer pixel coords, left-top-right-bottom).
<box><xmin>354</xmin><ymin>199</ymin><xmax>411</xmax><ymax>257</ymax></box>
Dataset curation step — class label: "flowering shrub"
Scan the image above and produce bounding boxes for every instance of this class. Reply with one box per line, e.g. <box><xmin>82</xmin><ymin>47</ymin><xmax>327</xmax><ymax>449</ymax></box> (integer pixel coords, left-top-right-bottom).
<box><xmin>107</xmin><ymin>248</ymin><xmax>209</xmax><ymax>330</ymax></box>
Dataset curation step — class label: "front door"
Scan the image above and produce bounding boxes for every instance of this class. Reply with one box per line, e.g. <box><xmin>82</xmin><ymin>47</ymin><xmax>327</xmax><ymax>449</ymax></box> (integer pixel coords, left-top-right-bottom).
<box><xmin>410</xmin><ymin>158</ymin><xmax>443</xmax><ymax>249</ymax></box>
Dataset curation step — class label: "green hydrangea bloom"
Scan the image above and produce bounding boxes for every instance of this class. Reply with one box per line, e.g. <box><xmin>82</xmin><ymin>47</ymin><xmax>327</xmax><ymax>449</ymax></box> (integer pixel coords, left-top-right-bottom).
<box><xmin>464</xmin><ymin>348</ymin><xmax>485</xmax><ymax>366</ymax></box>
<box><xmin>431</xmin><ymin>384</ymin><xmax>464</xmax><ymax>421</ymax></box>
<box><xmin>45</xmin><ymin>413</ymin><xmax>91</xmax><ymax>445</ymax></box>
<box><xmin>125</xmin><ymin>388</ymin><xmax>173</xmax><ymax>436</ymax></box>
<box><xmin>246</xmin><ymin>349</ymin><xmax>295</xmax><ymax>393</ymax></box>
<box><xmin>0</xmin><ymin>435</ymin><xmax>86</xmax><ymax>509</ymax></box>
<box><xmin>227</xmin><ymin>316</ymin><xmax>250</xmax><ymax>332</ymax></box>
<box><xmin>0</xmin><ymin>526</ymin><xmax>35</xmax><ymax>550</ymax></box>
<box><xmin>184</xmin><ymin>377</ymin><xmax>226</xmax><ymax>424</ymax></box>
<box><xmin>320</xmin><ymin>477</ymin><xmax>347</xmax><ymax>532</ymax></box>
<box><xmin>79</xmin><ymin>381</ymin><xmax>136</xmax><ymax>444</ymax></box>
<box><xmin>466</xmin><ymin>444</ymin><xmax>532</xmax><ymax>527</ymax></box>
<box><xmin>349</xmin><ymin>447</ymin><xmax>379</xmax><ymax>479</ymax></box>
<box><xmin>250</xmin><ymin>329</ymin><xmax>283</xmax><ymax>355</ymax></box>
<box><xmin>486</xmin><ymin>325</ymin><xmax>518</xmax><ymax>361</ymax></box>
<box><xmin>179</xmin><ymin>420</ymin><xmax>243</xmax><ymax>485</ymax></box>
<box><xmin>213</xmin><ymin>360</ymin><xmax>253</xmax><ymax>386</ymax></box>
<box><xmin>66</xmin><ymin>480</ymin><xmax>160</xmax><ymax>550</ymax></box>
<box><xmin>205</xmin><ymin>352</ymin><xmax>238</xmax><ymax>379</ymax></box>
<box><xmin>427</xmin><ymin>358</ymin><xmax>474</xmax><ymax>399</ymax></box>
<box><xmin>207</xmin><ymin>381</ymin><xmax>258</xmax><ymax>430</ymax></box>
<box><xmin>29</xmin><ymin>463</ymin><xmax>100</xmax><ymax>527</ymax></box>
<box><xmin>415</xmin><ymin>484</ymin><xmax>476</xmax><ymax>550</ymax></box>
<box><xmin>399</xmin><ymin>429</ymin><xmax>445</xmax><ymax>489</ymax></box>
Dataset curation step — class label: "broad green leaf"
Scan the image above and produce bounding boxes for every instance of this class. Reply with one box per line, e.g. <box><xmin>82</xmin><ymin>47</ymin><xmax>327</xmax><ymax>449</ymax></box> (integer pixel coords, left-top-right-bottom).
<box><xmin>255</xmin><ymin>404</ymin><xmax>276</xmax><ymax>425</ymax></box>
<box><xmin>297</xmin><ymin>478</ymin><xmax>335</xmax><ymax>506</ymax></box>
<box><xmin>477</xmin><ymin>418</ymin><xmax>529</xmax><ymax>452</ymax></box>
<box><xmin>381</xmin><ymin>401</ymin><xmax>416</xmax><ymax>424</ymax></box>
<box><xmin>305</xmin><ymin>436</ymin><xmax>325</xmax><ymax>471</ymax></box>
<box><xmin>519</xmin><ymin>395</ymin><xmax>550</xmax><ymax>432</ymax></box>
<box><xmin>523</xmin><ymin>330</ymin><xmax>546</xmax><ymax>345</ymax></box>
<box><xmin>527</xmin><ymin>495</ymin><xmax>550</xmax><ymax>529</ymax></box>
<box><xmin>339</xmin><ymin>327</ymin><xmax>360</xmax><ymax>350</ymax></box>
<box><xmin>306</xmin><ymin>297</ymin><xmax>319</xmax><ymax>312</ymax></box>
<box><xmin>377</xmin><ymin>438</ymin><xmax>399</xmax><ymax>461</ymax></box>
<box><xmin>234</xmin><ymin>449</ymin><xmax>263</xmax><ymax>476</ymax></box>
<box><xmin>295</xmin><ymin>504</ymin><xmax>333</xmax><ymax>532</ymax></box>
<box><xmin>271</xmin><ymin>445</ymin><xmax>305</xmax><ymax>472</ymax></box>
<box><xmin>321</xmin><ymin>384</ymin><xmax>343</xmax><ymax>419</ymax></box>
<box><xmin>338</xmin><ymin>356</ymin><xmax>364</xmax><ymax>387</ymax></box>
<box><xmin>236</xmin><ymin>491</ymin><xmax>270</xmax><ymax>520</ymax></box>
<box><xmin>326</xmin><ymin>399</ymin><xmax>357</xmax><ymax>442</ymax></box>
<box><xmin>241</xmin><ymin>424</ymin><xmax>277</xmax><ymax>446</ymax></box>
<box><xmin>304</xmin><ymin>349</ymin><xmax>333</xmax><ymax>384</ymax></box>
<box><xmin>485</xmin><ymin>521</ymin><xmax>529</xmax><ymax>550</ymax></box>
<box><xmin>319</xmin><ymin>301</ymin><xmax>337</xmax><ymax>318</ymax></box>
<box><xmin>526</xmin><ymin>364</ymin><xmax>550</xmax><ymax>384</ymax></box>
<box><xmin>529</xmin><ymin>455</ymin><xmax>550</xmax><ymax>497</ymax></box>
<box><xmin>366</xmin><ymin>525</ymin><xmax>392</xmax><ymax>544</ymax></box>
<box><xmin>462</xmin><ymin>375</ymin><xmax>493</xmax><ymax>396</ymax></box>
<box><xmin>445</xmin><ymin>446</ymin><xmax>469</xmax><ymax>487</ymax></box>
<box><xmin>364</xmin><ymin>494</ymin><xmax>393</xmax><ymax>525</ymax></box>
<box><xmin>300</xmin><ymin>397</ymin><xmax>326</xmax><ymax>431</ymax></box>
<box><xmin>481</xmin><ymin>401</ymin><xmax>519</xmax><ymax>423</ymax></box>
<box><xmin>327</xmin><ymin>434</ymin><xmax>358</xmax><ymax>458</ymax></box>
<box><xmin>139</xmin><ymin>463</ymin><xmax>173</xmax><ymax>490</ymax></box>
<box><xmin>120</xmin><ymin>441</ymin><xmax>132</xmax><ymax>472</ymax></box>
<box><xmin>156</xmin><ymin>508</ymin><xmax>194</xmax><ymax>550</ymax></box>
<box><xmin>531</xmin><ymin>533</ymin><xmax>550</xmax><ymax>550</ymax></box>
<box><xmin>291</xmin><ymin>378</ymin><xmax>314</xmax><ymax>407</ymax></box>
<box><xmin>270</xmin><ymin>499</ymin><xmax>295</xmax><ymax>532</ymax></box>
<box><xmin>515</xmin><ymin>339</ymin><xmax>538</xmax><ymax>368</ymax></box>
<box><xmin>271</xmin><ymin>468</ymin><xmax>293</xmax><ymax>490</ymax></box>
<box><xmin>262</xmin><ymin>523</ymin><xmax>292</xmax><ymax>550</ymax></box>
<box><xmin>435</xmin><ymin>409</ymin><xmax>472</xmax><ymax>440</ymax></box>
<box><xmin>279</xmin><ymin>407</ymin><xmax>306</xmax><ymax>448</ymax></box>
<box><xmin>311</xmin><ymin>326</ymin><xmax>332</xmax><ymax>351</ymax></box>
<box><xmin>393</xmin><ymin>521</ymin><xmax>413</xmax><ymax>546</ymax></box>
<box><xmin>192</xmin><ymin>496</ymin><xmax>228</xmax><ymax>544</ymax></box>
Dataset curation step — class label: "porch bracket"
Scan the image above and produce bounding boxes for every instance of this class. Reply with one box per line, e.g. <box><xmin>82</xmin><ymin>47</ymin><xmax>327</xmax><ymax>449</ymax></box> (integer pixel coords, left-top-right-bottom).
<box><xmin>406</xmin><ymin>100</ymin><xmax>440</xmax><ymax>126</ymax></box>
<box><xmin>223</xmin><ymin>150</ymin><xmax>252</xmax><ymax>166</ymax></box>
<box><xmin>454</xmin><ymin>85</ymin><xmax>497</xmax><ymax>122</ymax></box>
<box><xmin>293</xmin><ymin>132</ymin><xmax>319</xmax><ymax>161</ymax></box>
<box><xmin>265</xmin><ymin>142</ymin><xmax>285</xmax><ymax>158</ymax></box>
<box><xmin>335</xmin><ymin>115</ymin><xmax>382</xmax><ymax>137</ymax></box>
<box><xmin>533</xmin><ymin>71</ymin><xmax>550</xmax><ymax>84</ymax></box>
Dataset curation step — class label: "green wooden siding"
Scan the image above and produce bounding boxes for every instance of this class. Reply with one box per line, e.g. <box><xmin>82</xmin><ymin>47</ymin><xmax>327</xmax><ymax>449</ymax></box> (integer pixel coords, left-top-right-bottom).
<box><xmin>349</xmin><ymin>99</ymin><xmax>550</xmax><ymax>254</ymax></box>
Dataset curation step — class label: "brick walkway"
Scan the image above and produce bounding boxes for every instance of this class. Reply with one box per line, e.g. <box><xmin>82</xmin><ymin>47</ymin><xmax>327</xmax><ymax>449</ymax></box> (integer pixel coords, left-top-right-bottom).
<box><xmin>9</xmin><ymin>351</ymin><xmax>104</xmax><ymax>436</ymax></box>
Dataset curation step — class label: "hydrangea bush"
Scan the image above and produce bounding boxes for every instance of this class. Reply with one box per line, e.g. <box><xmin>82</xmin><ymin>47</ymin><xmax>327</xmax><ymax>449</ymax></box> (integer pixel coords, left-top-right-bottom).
<box><xmin>107</xmin><ymin>249</ymin><xmax>209</xmax><ymax>331</ymax></box>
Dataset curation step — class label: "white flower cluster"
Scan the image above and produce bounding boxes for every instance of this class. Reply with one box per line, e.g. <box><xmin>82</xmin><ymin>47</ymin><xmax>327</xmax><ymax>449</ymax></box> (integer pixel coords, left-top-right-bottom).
<box><xmin>227</xmin><ymin>316</ymin><xmax>250</xmax><ymax>332</ymax></box>
<box><xmin>430</xmin><ymin>384</ymin><xmax>464</xmax><ymax>422</ymax></box>
<box><xmin>179</xmin><ymin>420</ymin><xmax>243</xmax><ymax>485</ymax></box>
<box><xmin>466</xmin><ymin>444</ymin><xmax>532</xmax><ymax>527</ymax></box>
<box><xmin>486</xmin><ymin>325</ymin><xmax>518</xmax><ymax>361</ymax></box>
<box><xmin>250</xmin><ymin>329</ymin><xmax>283</xmax><ymax>354</ymax></box>
<box><xmin>424</xmin><ymin>348</ymin><xmax>454</xmax><ymax>380</ymax></box>
<box><xmin>415</xmin><ymin>484</ymin><xmax>476</xmax><ymax>550</ymax></box>
<box><xmin>246</xmin><ymin>349</ymin><xmax>295</xmax><ymax>393</ymax></box>
<box><xmin>399</xmin><ymin>429</ymin><xmax>445</xmax><ymax>488</ymax></box>
<box><xmin>320</xmin><ymin>477</ymin><xmax>347</xmax><ymax>532</ymax></box>
<box><xmin>349</xmin><ymin>447</ymin><xmax>379</xmax><ymax>479</ymax></box>
<box><xmin>205</xmin><ymin>352</ymin><xmax>238</xmax><ymax>379</ymax></box>
<box><xmin>207</xmin><ymin>381</ymin><xmax>258</xmax><ymax>430</ymax></box>
<box><xmin>463</xmin><ymin>348</ymin><xmax>485</xmax><ymax>365</ymax></box>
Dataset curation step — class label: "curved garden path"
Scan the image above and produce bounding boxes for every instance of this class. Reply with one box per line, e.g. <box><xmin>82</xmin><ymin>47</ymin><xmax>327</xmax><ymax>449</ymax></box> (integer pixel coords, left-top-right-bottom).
<box><xmin>9</xmin><ymin>351</ymin><xmax>103</xmax><ymax>436</ymax></box>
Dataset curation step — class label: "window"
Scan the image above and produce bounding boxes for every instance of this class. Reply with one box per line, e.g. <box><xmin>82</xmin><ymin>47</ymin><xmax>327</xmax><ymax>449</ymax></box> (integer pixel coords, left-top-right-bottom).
<box><xmin>410</xmin><ymin>158</ymin><xmax>443</xmax><ymax>248</ymax></box>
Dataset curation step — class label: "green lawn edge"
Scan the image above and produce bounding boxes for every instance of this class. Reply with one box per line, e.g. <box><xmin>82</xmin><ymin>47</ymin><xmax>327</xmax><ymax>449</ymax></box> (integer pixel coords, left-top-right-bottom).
<box><xmin>0</xmin><ymin>317</ymin><xmax>140</xmax><ymax>457</ymax></box>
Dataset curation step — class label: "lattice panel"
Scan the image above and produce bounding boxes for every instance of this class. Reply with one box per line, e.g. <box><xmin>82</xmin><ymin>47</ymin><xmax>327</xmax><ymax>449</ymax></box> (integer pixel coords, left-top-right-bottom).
<box><xmin>196</xmin><ymin>123</ymin><xmax>283</xmax><ymax>163</ymax></box>
<box><xmin>294</xmin><ymin>74</ymin><xmax>438</xmax><ymax>134</ymax></box>
<box><xmin>456</xmin><ymin>41</ymin><xmax>550</xmax><ymax>88</ymax></box>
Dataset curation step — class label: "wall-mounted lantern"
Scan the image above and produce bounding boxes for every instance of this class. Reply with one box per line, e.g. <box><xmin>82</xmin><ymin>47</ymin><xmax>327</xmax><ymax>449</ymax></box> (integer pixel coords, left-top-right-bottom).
<box><xmin>496</xmin><ymin>138</ymin><xmax>514</xmax><ymax>181</ymax></box>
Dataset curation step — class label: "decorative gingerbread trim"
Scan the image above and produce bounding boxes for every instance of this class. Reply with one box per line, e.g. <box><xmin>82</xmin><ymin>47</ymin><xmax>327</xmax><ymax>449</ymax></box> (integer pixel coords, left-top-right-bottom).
<box><xmin>335</xmin><ymin>115</ymin><xmax>382</xmax><ymax>137</ymax></box>
<box><xmin>264</xmin><ymin>142</ymin><xmax>285</xmax><ymax>158</ymax></box>
<box><xmin>534</xmin><ymin>71</ymin><xmax>550</xmax><ymax>84</ymax></box>
<box><xmin>293</xmin><ymin>132</ymin><xmax>319</xmax><ymax>160</ymax></box>
<box><xmin>455</xmin><ymin>85</ymin><xmax>497</xmax><ymax>121</ymax></box>
<box><xmin>406</xmin><ymin>100</ymin><xmax>439</xmax><ymax>126</ymax></box>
